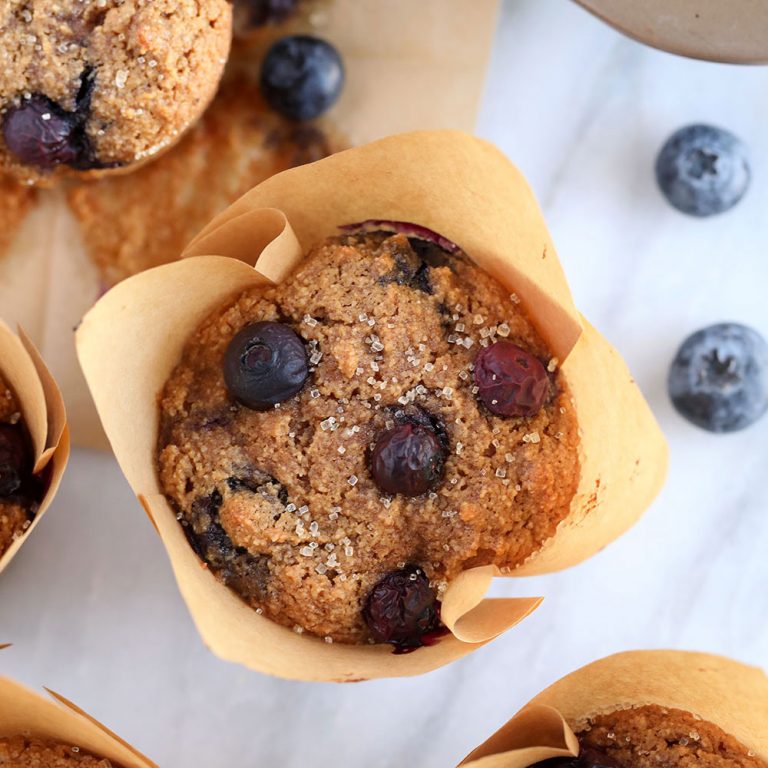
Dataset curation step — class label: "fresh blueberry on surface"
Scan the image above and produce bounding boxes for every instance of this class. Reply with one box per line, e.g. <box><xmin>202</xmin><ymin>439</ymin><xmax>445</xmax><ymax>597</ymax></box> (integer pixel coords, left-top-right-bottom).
<box><xmin>238</xmin><ymin>0</ymin><xmax>298</xmax><ymax>26</ymax></box>
<box><xmin>224</xmin><ymin>321</ymin><xmax>309</xmax><ymax>410</ymax></box>
<box><xmin>362</xmin><ymin>565</ymin><xmax>442</xmax><ymax>651</ymax></box>
<box><xmin>0</xmin><ymin>423</ymin><xmax>30</xmax><ymax>497</ymax></box>
<box><xmin>668</xmin><ymin>322</ymin><xmax>768</xmax><ymax>433</ymax></box>
<box><xmin>3</xmin><ymin>95</ymin><xmax>84</xmax><ymax>169</ymax></box>
<box><xmin>473</xmin><ymin>340</ymin><xmax>550</xmax><ymax>418</ymax></box>
<box><xmin>369</xmin><ymin>421</ymin><xmax>446</xmax><ymax>497</ymax></box>
<box><xmin>655</xmin><ymin>124</ymin><xmax>750</xmax><ymax>217</ymax></box>
<box><xmin>260</xmin><ymin>35</ymin><xmax>344</xmax><ymax>121</ymax></box>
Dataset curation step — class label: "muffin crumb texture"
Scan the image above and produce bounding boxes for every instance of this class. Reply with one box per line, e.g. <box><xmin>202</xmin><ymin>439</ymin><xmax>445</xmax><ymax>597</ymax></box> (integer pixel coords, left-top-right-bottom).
<box><xmin>0</xmin><ymin>0</ymin><xmax>231</xmax><ymax>183</ymax></box>
<box><xmin>0</xmin><ymin>735</ymin><xmax>118</xmax><ymax>767</ymax></box>
<box><xmin>578</xmin><ymin>704</ymin><xmax>765</xmax><ymax>768</ymax></box>
<box><xmin>157</xmin><ymin>233</ymin><xmax>579</xmax><ymax>643</ymax></box>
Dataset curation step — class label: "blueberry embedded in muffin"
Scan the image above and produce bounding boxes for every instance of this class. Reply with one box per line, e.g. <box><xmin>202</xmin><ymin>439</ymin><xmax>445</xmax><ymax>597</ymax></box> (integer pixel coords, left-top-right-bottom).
<box><xmin>0</xmin><ymin>374</ymin><xmax>44</xmax><ymax>560</ymax></box>
<box><xmin>157</xmin><ymin>231</ymin><xmax>579</xmax><ymax>646</ymax></box>
<box><xmin>0</xmin><ymin>0</ymin><xmax>232</xmax><ymax>184</ymax></box>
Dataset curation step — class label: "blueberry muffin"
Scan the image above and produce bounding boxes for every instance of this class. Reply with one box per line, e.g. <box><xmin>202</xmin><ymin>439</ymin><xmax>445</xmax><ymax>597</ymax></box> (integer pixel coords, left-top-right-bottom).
<box><xmin>0</xmin><ymin>736</ymin><xmax>123</xmax><ymax>767</ymax></box>
<box><xmin>564</xmin><ymin>706</ymin><xmax>765</xmax><ymax>768</ymax></box>
<box><xmin>0</xmin><ymin>373</ymin><xmax>43</xmax><ymax>560</ymax></box>
<box><xmin>157</xmin><ymin>230</ymin><xmax>580</xmax><ymax>648</ymax></box>
<box><xmin>0</xmin><ymin>0</ymin><xmax>232</xmax><ymax>185</ymax></box>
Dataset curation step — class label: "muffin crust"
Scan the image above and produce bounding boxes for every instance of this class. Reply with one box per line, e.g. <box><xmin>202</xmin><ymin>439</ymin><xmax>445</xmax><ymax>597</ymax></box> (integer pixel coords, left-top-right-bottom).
<box><xmin>157</xmin><ymin>232</ymin><xmax>579</xmax><ymax>643</ymax></box>
<box><xmin>578</xmin><ymin>705</ymin><xmax>765</xmax><ymax>768</ymax></box>
<box><xmin>0</xmin><ymin>735</ymin><xmax>119</xmax><ymax>767</ymax></box>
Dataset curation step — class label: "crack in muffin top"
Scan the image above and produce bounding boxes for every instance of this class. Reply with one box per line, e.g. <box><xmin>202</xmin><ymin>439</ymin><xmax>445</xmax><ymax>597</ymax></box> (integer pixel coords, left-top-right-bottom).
<box><xmin>157</xmin><ymin>232</ymin><xmax>579</xmax><ymax>644</ymax></box>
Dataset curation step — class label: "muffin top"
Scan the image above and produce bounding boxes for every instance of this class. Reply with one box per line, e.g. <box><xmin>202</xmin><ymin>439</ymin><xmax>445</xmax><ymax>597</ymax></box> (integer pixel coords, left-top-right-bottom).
<box><xmin>0</xmin><ymin>372</ymin><xmax>39</xmax><ymax>559</ymax></box>
<box><xmin>0</xmin><ymin>0</ymin><xmax>231</xmax><ymax>184</ymax></box>
<box><xmin>157</xmin><ymin>232</ymin><xmax>579</xmax><ymax>646</ymax></box>
<box><xmin>0</xmin><ymin>735</ymin><xmax>120</xmax><ymax>767</ymax></box>
<box><xmin>574</xmin><ymin>704</ymin><xmax>765</xmax><ymax>768</ymax></box>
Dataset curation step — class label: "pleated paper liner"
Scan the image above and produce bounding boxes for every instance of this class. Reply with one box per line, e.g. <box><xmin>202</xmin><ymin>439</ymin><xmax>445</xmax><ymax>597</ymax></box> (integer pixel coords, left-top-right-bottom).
<box><xmin>76</xmin><ymin>131</ymin><xmax>667</xmax><ymax>681</ymax></box>
<box><xmin>460</xmin><ymin>650</ymin><xmax>768</xmax><ymax>767</ymax></box>
<box><xmin>0</xmin><ymin>322</ymin><xmax>69</xmax><ymax>575</ymax></box>
<box><xmin>0</xmin><ymin>0</ymin><xmax>500</xmax><ymax>451</ymax></box>
<box><xmin>0</xmin><ymin>675</ymin><xmax>156</xmax><ymax>768</ymax></box>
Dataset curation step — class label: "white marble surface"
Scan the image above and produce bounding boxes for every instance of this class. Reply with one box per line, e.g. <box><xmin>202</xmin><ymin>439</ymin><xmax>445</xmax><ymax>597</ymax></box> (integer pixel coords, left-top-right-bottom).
<box><xmin>3</xmin><ymin>1</ymin><xmax>768</xmax><ymax>766</ymax></box>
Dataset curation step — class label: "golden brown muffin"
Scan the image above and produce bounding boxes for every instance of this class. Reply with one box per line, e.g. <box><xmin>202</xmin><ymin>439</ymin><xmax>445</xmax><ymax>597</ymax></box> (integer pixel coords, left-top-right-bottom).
<box><xmin>157</xmin><ymin>232</ymin><xmax>579</xmax><ymax>644</ymax></box>
<box><xmin>0</xmin><ymin>0</ymin><xmax>232</xmax><ymax>185</ymax></box>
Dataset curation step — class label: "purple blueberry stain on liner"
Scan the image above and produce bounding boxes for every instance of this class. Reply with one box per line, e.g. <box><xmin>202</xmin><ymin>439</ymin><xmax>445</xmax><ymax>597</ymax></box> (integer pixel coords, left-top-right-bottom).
<box><xmin>339</xmin><ymin>220</ymin><xmax>461</xmax><ymax>253</ymax></box>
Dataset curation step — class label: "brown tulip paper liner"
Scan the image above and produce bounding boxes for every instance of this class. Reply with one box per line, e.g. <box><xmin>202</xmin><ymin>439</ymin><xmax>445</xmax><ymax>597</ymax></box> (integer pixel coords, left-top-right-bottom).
<box><xmin>0</xmin><ymin>676</ymin><xmax>157</xmax><ymax>768</ymax></box>
<box><xmin>76</xmin><ymin>131</ymin><xmax>666</xmax><ymax>681</ymax></box>
<box><xmin>0</xmin><ymin>321</ymin><xmax>69</xmax><ymax>575</ymax></box>
<box><xmin>0</xmin><ymin>0</ymin><xmax>500</xmax><ymax>451</ymax></box>
<box><xmin>460</xmin><ymin>650</ymin><xmax>768</xmax><ymax>767</ymax></box>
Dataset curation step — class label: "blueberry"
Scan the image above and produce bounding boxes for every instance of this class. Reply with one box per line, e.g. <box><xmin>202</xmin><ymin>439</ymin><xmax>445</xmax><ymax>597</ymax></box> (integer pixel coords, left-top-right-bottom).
<box><xmin>3</xmin><ymin>95</ymin><xmax>84</xmax><ymax>169</ymax></box>
<box><xmin>655</xmin><ymin>124</ymin><xmax>750</xmax><ymax>216</ymax></box>
<box><xmin>668</xmin><ymin>323</ymin><xmax>768</xmax><ymax>433</ymax></box>
<box><xmin>0</xmin><ymin>423</ymin><xmax>30</xmax><ymax>497</ymax></box>
<box><xmin>260</xmin><ymin>35</ymin><xmax>344</xmax><ymax>121</ymax></box>
<box><xmin>369</xmin><ymin>422</ymin><xmax>446</xmax><ymax>497</ymax></box>
<box><xmin>528</xmin><ymin>748</ymin><xmax>620</xmax><ymax>768</ymax></box>
<box><xmin>362</xmin><ymin>565</ymin><xmax>442</xmax><ymax>651</ymax></box>
<box><xmin>237</xmin><ymin>0</ymin><xmax>298</xmax><ymax>26</ymax></box>
<box><xmin>224</xmin><ymin>322</ymin><xmax>309</xmax><ymax>410</ymax></box>
<box><xmin>473</xmin><ymin>340</ymin><xmax>550</xmax><ymax>418</ymax></box>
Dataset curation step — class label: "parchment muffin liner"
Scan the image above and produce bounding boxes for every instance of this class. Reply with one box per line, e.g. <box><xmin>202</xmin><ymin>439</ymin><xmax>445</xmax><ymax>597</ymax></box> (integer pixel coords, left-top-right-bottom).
<box><xmin>76</xmin><ymin>131</ymin><xmax>667</xmax><ymax>681</ymax></box>
<box><xmin>459</xmin><ymin>650</ymin><xmax>768</xmax><ymax>767</ymax></box>
<box><xmin>0</xmin><ymin>674</ymin><xmax>157</xmax><ymax>768</ymax></box>
<box><xmin>0</xmin><ymin>321</ymin><xmax>69</xmax><ymax>575</ymax></box>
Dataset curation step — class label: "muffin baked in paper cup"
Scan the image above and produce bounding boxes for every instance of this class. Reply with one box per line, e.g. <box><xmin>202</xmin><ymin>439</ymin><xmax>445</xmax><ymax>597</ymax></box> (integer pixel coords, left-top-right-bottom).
<box><xmin>459</xmin><ymin>650</ymin><xmax>768</xmax><ymax>767</ymax></box>
<box><xmin>0</xmin><ymin>675</ymin><xmax>156</xmax><ymax>768</ymax></box>
<box><xmin>0</xmin><ymin>321</ymin><xmax>69</xmax><ymax>574</ymax></box>
<box><xmin>76</xmin><ymin>131</ymin><xmax>667</xmax><ymax>681</ymax></box>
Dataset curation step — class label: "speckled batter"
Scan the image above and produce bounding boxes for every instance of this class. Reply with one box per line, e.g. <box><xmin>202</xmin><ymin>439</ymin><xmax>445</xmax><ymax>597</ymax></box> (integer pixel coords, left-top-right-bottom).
<box><xmin>0</xmin><ymin>736</ymin><xmax>121</xmax><ymax>767</ymax></box>
<box><xmin>578</xmin><ymin>705</ymin><xmax>765</xmax><ymax>768</ymax></box>
<box><xmin>0</xmin><ymin>0</ymin><xmax>231</xmax><ymax>184</ymax></box>
<box><xmin>157</xmin><ymin>232</ymin><xmax>580</xmax><ymax>643</ymax></box>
